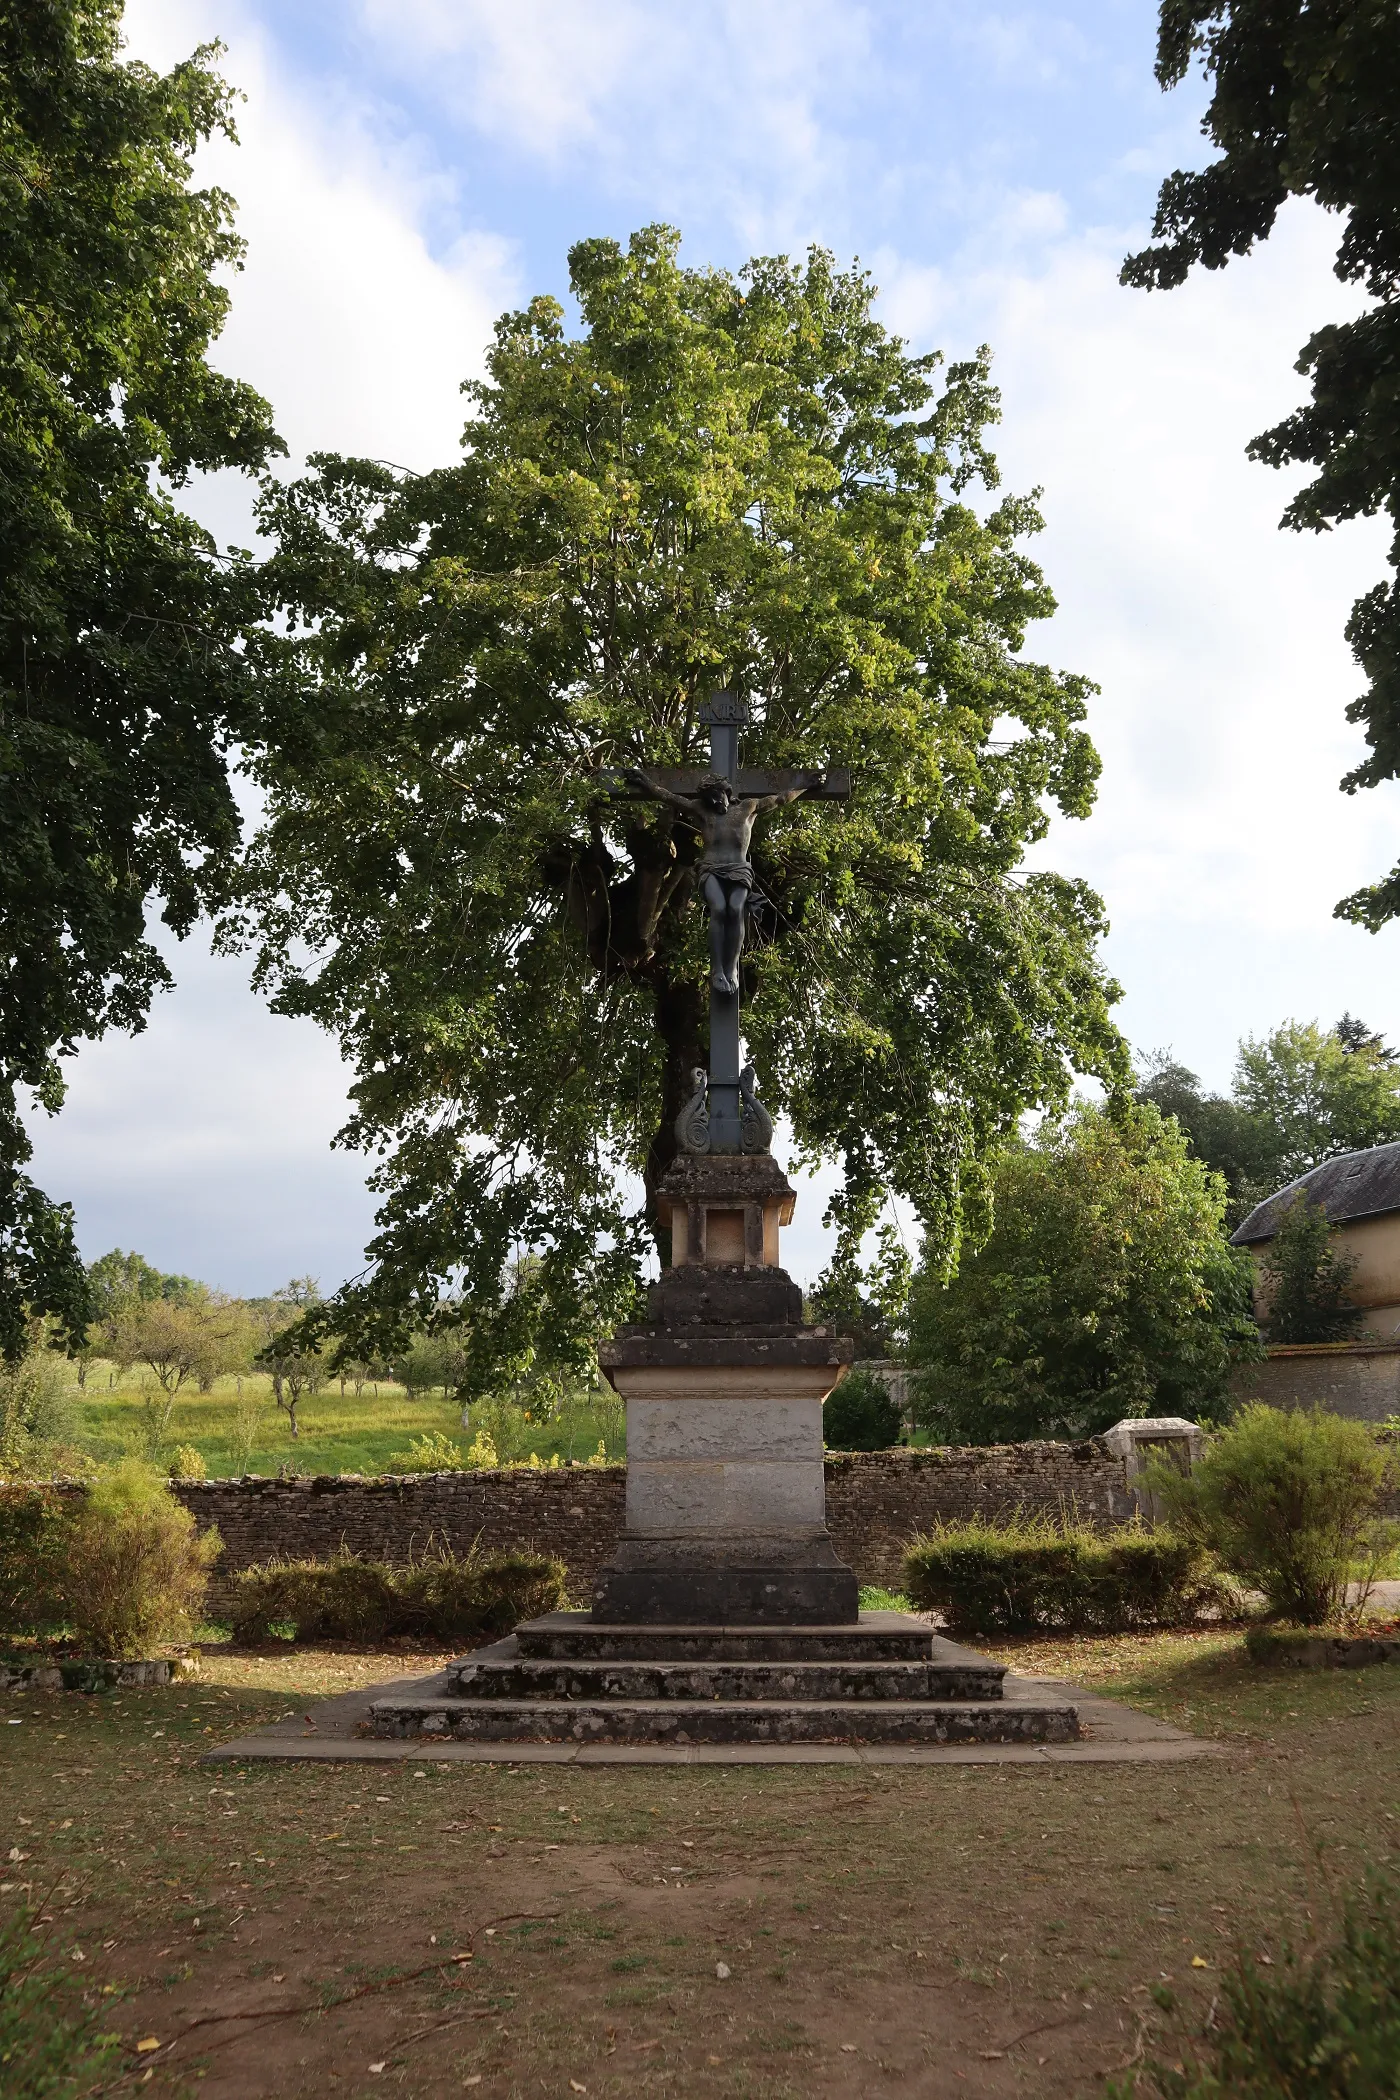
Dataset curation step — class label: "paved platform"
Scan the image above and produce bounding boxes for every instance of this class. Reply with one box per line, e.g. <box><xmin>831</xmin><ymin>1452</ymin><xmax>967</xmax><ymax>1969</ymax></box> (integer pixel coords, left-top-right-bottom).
<box><xmin>206</xmin><ymin>1662</ymin><xmax>1218</xmax><ymax>1767</ymax></box>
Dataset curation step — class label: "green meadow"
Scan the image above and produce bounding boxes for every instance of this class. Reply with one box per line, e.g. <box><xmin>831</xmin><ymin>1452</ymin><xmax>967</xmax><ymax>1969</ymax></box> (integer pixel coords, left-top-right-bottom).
<box><xmin>69</xmin><ymin>1366</ymin><xmax>625</xmax><ymax>1478</ymax></box>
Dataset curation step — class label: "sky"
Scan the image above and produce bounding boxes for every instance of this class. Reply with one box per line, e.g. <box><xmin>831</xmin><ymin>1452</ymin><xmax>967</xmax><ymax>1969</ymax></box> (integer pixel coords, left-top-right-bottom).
<box><xmin>24</xmin><ymin>0</ymin><xmax>1400</xmax><ymax>1293</ymax></box>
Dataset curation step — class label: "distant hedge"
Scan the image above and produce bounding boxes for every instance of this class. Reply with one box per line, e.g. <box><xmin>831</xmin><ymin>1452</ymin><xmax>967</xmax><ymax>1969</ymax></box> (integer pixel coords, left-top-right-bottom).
<box><xmin>230</xmin><ymin>1545</ymin><xmax>565</xmax><ymax>1644</ymax></box>
<box><xmin>904</xmin><ymin>1513</ymin><xmax>1232</xmax><ymax>1638</ymax></box>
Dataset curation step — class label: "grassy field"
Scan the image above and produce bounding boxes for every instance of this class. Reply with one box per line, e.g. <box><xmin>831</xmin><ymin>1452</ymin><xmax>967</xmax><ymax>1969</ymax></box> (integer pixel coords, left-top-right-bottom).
<box><xmin>2</xmin><ymin>1629</ymin><xmax>1397</xmax><ymax>2097</ymax></box>
<box><xmin>69</xmin><ymin>1368</ymin><xmax>625</xmax><ymax>1478</ymax></box>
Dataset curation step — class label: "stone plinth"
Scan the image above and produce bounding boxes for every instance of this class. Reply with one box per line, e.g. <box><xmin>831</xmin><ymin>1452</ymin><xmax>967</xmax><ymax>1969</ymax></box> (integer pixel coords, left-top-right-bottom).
<box><xmin>594</xmin><ymin>1153</ymin><xmax>857</xmax><ymax>1623</ymax></box>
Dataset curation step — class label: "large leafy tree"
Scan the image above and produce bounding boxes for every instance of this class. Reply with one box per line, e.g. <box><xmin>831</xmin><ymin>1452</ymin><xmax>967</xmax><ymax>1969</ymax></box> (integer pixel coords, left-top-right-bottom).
<box><xmin>1233</xmin><ymin>1016</ymin><xmax>1400</xmax><ymax>1180</ymax></box>
<box><xmin>238</xmin><ymin>227</ymin><xmax>1125</xmax><ymax>1390</ymax></box>
<box><xmin>906</xmin><ymin>1101</ymin><xmax>1261</xmax><ymax>1446</ymax></box>
<box><xmin>1122</xmin><ymin>2</ymin><xmax>1400</xmax><ymax>926</ymax></box>
<box><xmin>0</xmin><ymin>3</ymin><xmax>281</xmax><ymax>1361</ymax></box>
<box><xmin>1137</xmin><ymin>1016</ymin><xmax>1400</xmax><ymax>1220</ymax></box>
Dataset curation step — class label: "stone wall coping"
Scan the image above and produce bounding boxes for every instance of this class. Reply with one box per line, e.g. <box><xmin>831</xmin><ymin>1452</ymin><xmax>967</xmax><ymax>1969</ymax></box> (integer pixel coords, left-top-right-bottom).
<box><xmin>1264</xmin><ymin>1341</ymin><xmax>1400</xmax><ymax>1359</ymax></box>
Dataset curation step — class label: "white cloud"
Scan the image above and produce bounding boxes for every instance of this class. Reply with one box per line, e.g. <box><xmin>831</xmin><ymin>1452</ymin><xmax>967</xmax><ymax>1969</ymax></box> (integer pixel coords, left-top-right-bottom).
<box><xmin>126</xmin><ymin>0</ymin><xmax>520</xmax><ymax>481</ymax></box>
<box><xmin>352</xmin><ymin>0</ymin><xmax>871</xmax><ymax>249</ymax></box>
<box><xmin>878</xmin><ymin>200</ymin><xmax>1399</xmax><ymax>1082</ymax></box>
<box><xmin>27</xmin><ymin>0</ymin><xmax>523</xmax><ymax>1290</ymax></box>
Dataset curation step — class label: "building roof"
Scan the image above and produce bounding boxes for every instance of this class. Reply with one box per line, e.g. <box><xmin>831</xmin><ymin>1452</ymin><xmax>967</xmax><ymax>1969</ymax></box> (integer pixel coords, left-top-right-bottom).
<box><xmin>1231</xmin><ymin>1140</ymin><xmax>1400</xmax><ymax>1246</ymax></box>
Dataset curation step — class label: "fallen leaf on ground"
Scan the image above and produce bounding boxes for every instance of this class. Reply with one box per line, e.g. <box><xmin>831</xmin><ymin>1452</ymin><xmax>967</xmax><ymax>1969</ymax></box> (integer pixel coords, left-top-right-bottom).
<box><xmin>134</xmin><ymin>2038</ymin><xmax>160</xmax><ymax>2053</ymax></box>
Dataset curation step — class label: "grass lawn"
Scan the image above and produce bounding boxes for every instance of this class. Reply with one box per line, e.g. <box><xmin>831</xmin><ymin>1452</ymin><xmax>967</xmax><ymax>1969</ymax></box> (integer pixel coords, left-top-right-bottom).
<box><xmin>3</xmin><ymin>1631</ymin><xmax>1397</xmax><ymax>2097</ymax></box>
<box><xmin>71</xmin><ymin>1370</ymin><xmax>623</xmax><ymax>1478</ymax></box>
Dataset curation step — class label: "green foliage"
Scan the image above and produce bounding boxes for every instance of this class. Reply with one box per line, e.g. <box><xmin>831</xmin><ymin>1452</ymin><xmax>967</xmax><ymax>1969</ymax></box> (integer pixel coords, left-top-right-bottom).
<box><xmin>1123</xmin><ymin>5</ymin><xmax>1400</xmax><ymax>931</ymax></box>
<box><xmin>907</xmin><ymin>1099</ymin><xmax>1261</xmax><ymax>1445</ymax></box>
<box><xmin>1234</xmin><ymin>1019</ymin><xmax>1400</xmax><ymax>1184</ymax></box>
<box><xmin>87</xmin><ymin>1249</ymin><xmax>203</xmax><ymax>1319</ymax></box>
<box><xmin>1135</xmin><ymin>1053</ymin><xmax>1276</xmax><ymax>1226</ymax></box>
<box><xmin>1257</xmin><ymin>1191</ymin><xmax>1362</xmax><ymax>1345</ymax></box>
<box><xmin>237</xmin><ymin>223</ymin><xmax>1124</xmax><ymax>1389</ymax></box>
<box><xmin>822</xmin><ymin>1366</ymin><xmax>904</xmax><ymax>1451</ymax></box>
<box><xmin>0</xmin><ymin>2</ymin><xmax>281</xmax><ymax>1359</ymax></box>
<box><xmin>1136</xmin><ymin>1866</ymin><xmax>1400</xmax><ymax>2100</ymax></box>
<box><xmin>394</xmin><ymin>1334</ymin><xmax>468</xmax><ymax>1400</ymax></box>
<box><xmin>63</xmin><ymin>1461</ymin><xmax>220</xmax><ymax>1655</ymax></box>
<box><xmin>167</xmin><ymin>1442</ymin><xmax>207</xmax><ymax>1482</ymax></box>
<box><xmin>0</xmin><ymin>1484</ymin><xmax>70</xmax><ymax>1641</ymax></box>
<box><xmin>0</xmin><ymin>1900</ymin><xmax>121</xmax><ymax>2097</ymax></box>
<box><xmin>903</xmin><ymin>1512</ymin><xmax>1229</xmax><ymax>1638</ymax></box>
<box><xmin>0</xmin><ymin>1338</ymin><xmax>76</xmax><ymax>1473</ymax></box>
<box><xmin>1139</xmin><ymin>1019</ymin><xmax>1400</xmax><ymax>1223</ymax></box>
<box><xmin>229</xmin><ymin>1545</ymin><xmax>566</xmax><ymax>1644</ymax></box>
<box><xmin>1147</xmin><ymin>1406</ymin><xmax>1396</xmax><ymax>1628</ymax></box>
<box><xmin>809</xmin><ymin>1222</ymin><xmax>912</xmax><ymax>1359</ymax></box>
<box><xmin>388</xmin><ymin>1429</ymin><xmax>467</xmax><ymax>1472</ymax></box>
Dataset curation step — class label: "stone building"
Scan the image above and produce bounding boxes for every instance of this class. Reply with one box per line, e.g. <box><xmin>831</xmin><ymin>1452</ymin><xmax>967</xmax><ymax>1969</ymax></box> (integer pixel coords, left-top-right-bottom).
<box><xmin>1231</xmin><ymin>1140</ymin><xmax>1400</xmax><ymax>1339</ymax></box>
<box><xmin>1229</xmin><ymin>1142</ymin><xmax>1400</xmax><ymax>1422</ymax></box>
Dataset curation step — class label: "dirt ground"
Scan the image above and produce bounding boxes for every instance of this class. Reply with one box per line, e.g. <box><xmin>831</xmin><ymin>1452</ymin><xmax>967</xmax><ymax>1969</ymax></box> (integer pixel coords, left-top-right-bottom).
<box><xmin>3</xmin><ymin>1631</ymin><xmax>1398</xmax><ymax>2097</ymax></box>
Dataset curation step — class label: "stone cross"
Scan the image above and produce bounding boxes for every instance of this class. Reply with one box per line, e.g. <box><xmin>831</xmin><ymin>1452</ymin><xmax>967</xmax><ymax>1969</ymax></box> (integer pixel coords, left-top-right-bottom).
<box><xmin>620</xmin><ymin>689</ymin><xmax>849</xmax><ymax>1154</ymax></box>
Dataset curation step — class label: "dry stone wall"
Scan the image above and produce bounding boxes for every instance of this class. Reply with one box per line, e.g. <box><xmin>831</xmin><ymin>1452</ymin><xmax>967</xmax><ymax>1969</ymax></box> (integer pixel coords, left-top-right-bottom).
<box><xmin>1230</xmin><ymin>1342</ymin><xmax>1400</xmax><ymax>1423</ymax></box>
<box><xmin>173</xmin><ymin>1439</ymin><xmax>1136</xmax><ymax>1612</ymax></box>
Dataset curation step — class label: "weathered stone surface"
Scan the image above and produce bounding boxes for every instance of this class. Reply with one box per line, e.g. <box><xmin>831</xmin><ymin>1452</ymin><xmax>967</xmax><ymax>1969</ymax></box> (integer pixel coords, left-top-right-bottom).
<box><xmin>627</xmin><ymin>1460</ymin><xmax>826</xmax><ymax>1534</ymax></box>
<box><xmin>593</xmin><ymin>1533</ymin><xmax>860</xmax><ymax>1625</ymax></box>
<box><xmin>647</xmin><ymin>1263</ymin><xmax>804</xmax><ymax>1328</ymax></box>
<box><xmin>601</xmin><ymin>1327</ymin><xmax>852</xmax><ymax>1375</ymax></box>
<box><xmin>625</xmin><ymin>1396</ymin><xmax>822</xmax><ymax>1462</ymax></box>
<box><xmin>369</xmin><ymin>1692</ymin><xmax>1078</xmax><ymax>1746</ymax></box>
<box><xmin>514</xmin><ymin>1610</ymin><xmax>936</xmax><ymax>1663</ymax></box>
<box><xmin>0</xmin><ymin>1657</ymin><xmax>199</xmax><ymax>1693</ymax></box>
<box><xmin>445</xmin><ymin>1654</ymin><xmax>1007</xmax><ymax>1703</ymax></box>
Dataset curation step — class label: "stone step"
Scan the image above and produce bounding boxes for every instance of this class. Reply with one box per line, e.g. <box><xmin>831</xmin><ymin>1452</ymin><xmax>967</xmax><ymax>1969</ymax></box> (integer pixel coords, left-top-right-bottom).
<box><xmin>368</xmin><ymin>1693</ymin><xmax>1079</xmax><ymax>1747</ymax></box>
<box><xmin>512</xmin><ymin>1610</ymin><xmax>938</xmax><ymax>1664</ymax></box>
<box><xmin>443</xmin><ymin>1655</ymin><xmax>1005</xmax><ymax>1702</ymax></box>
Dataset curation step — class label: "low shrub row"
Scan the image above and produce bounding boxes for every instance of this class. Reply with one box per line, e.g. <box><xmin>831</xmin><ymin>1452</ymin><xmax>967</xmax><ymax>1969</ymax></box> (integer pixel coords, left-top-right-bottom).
<box><xmin>903</xmin><ymin>1515</ymin><xmax>1231</xmax><ymax>1637</ymax></box>
<box><xmin>229</xmin><ymin>1546</ymin><xmax>566</xmax><ymax>1644</ymax></box>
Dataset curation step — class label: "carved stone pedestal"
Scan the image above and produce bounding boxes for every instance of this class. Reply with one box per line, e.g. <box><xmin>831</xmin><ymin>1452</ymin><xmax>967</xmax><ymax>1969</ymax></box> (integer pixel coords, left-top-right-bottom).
<box><xmin>591</xmin><ymin>1154</ymin><xmax>858</xmax><ymax>1624</ymax></box>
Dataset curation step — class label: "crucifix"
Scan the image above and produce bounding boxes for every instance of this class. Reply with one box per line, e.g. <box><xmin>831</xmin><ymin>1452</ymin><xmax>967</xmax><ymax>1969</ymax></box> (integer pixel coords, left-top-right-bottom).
<box><xmin>619</xmin><ymin>689</ymin><xmax>850</xmax><ymax>1154</ymax></box>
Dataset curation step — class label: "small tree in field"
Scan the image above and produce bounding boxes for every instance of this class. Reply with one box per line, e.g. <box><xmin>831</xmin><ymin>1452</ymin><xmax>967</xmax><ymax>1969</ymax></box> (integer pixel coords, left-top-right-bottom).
<box><xmin>1257</xmin><ymin>1191</ymin><xmax>1362</xmax><ymax>1345</ymax></box>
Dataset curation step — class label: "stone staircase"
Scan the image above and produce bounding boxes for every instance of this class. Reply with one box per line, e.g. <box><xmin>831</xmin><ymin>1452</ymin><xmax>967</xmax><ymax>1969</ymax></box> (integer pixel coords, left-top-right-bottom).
<box><xmin>367</xmin><ymin>1611</ymin><xmax>1080</xmax><ymax>1747</ymax></box>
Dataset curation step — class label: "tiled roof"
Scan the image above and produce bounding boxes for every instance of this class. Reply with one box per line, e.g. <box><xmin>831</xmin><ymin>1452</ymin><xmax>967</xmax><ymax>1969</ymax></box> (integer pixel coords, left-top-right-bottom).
<box><xmin>1231</xmin><ymin>1140</ymin><xmax>1400</xmax><ymax>1245</ymax></box>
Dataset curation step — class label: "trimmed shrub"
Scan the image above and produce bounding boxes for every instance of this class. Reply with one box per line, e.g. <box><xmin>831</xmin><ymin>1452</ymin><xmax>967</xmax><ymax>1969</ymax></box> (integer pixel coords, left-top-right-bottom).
<box><xmin>64</xmin><ymin>1463</ymin><xmax>221</xmax><ymax>1656</ymax></box>
<box><xmin>395</xmin><ymin>1547</ymin><xmax>567</xmax><ymax>1638</ymax></box>
<box><xmin>231</xmin><ymin>1552</ymin><xmax>399</xmax><ymax>1644</ymax></box>
<box><xmin>230</xmin><ymin>1545</ymin><xmax>566</xmax><ymax>1644</ymax></box>
<box><xmin>823</xmin><ymin>1367</ymin><xmax>904</xmax><ymax>1451</ymax></box>
<box><xmin>1146</xmin><ymin>1405</ymin><xmax>1396</xmax><ymax>1627</ymax></box>
<box><xmin>903</xmin><ymin>1512</ymin><xmax>1231</xmax><ymax>1638</ymax></box>
<box><xmin>1131</xmin><ymin>1865</ymin><xmax>1400</xmax><ymax>2099</ymax></box>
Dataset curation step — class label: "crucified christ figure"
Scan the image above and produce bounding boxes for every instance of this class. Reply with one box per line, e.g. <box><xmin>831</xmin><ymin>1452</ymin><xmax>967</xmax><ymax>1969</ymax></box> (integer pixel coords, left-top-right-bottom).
<box><xmin>624</xmin><ymin>768</ymin><xmax>823</xmax><ymax>995</ymax></box>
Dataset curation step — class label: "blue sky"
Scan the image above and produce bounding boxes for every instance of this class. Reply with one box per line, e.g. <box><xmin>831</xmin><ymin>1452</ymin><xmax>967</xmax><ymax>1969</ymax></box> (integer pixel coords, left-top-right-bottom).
<box><xmin>25</xmin><ymin>0</ymin><xmax>1400</xmax><ymax>1292</ymax></box>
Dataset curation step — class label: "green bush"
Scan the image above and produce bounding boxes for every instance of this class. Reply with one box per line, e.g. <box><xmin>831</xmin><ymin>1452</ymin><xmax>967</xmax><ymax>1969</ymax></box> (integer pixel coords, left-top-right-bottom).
<box><xmin>230</xmin><ymin>1544</ymin><xmax>566</xmax><ymax>1644</ymax></box>
<box><xmin>0</xmin><ymin>1900</ymin><xmax>121</xmax><ymax>2097</ymax></box>
<box><xmin>1131</xmin><ymin>1865</ymin><xmax>1400</xmax><ymax>2099</ymax></box>
<box><xmin>903</xmin><ymin>1512</ymin><xmax>1231</xmax><ymax>1638</ymax></box>
<box><xmin>1146</xmin><ymin>1405</ymin><xmax>1396</xmax><ymax>1627</ymax></box>
<box><xmin>63</xmin><ymin>1462</ymin><xmax>221</xmax><ymax>1656</ymax></box>
<box><xmin>823</xmin><ymin>1367</ymin><xmax>904</xmax><ymax>1451</ymax></box>
<box><xmin>0</xmin><ymin>1486</ymin><xmax>73</xmax><ymax>1643</ymax></box>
